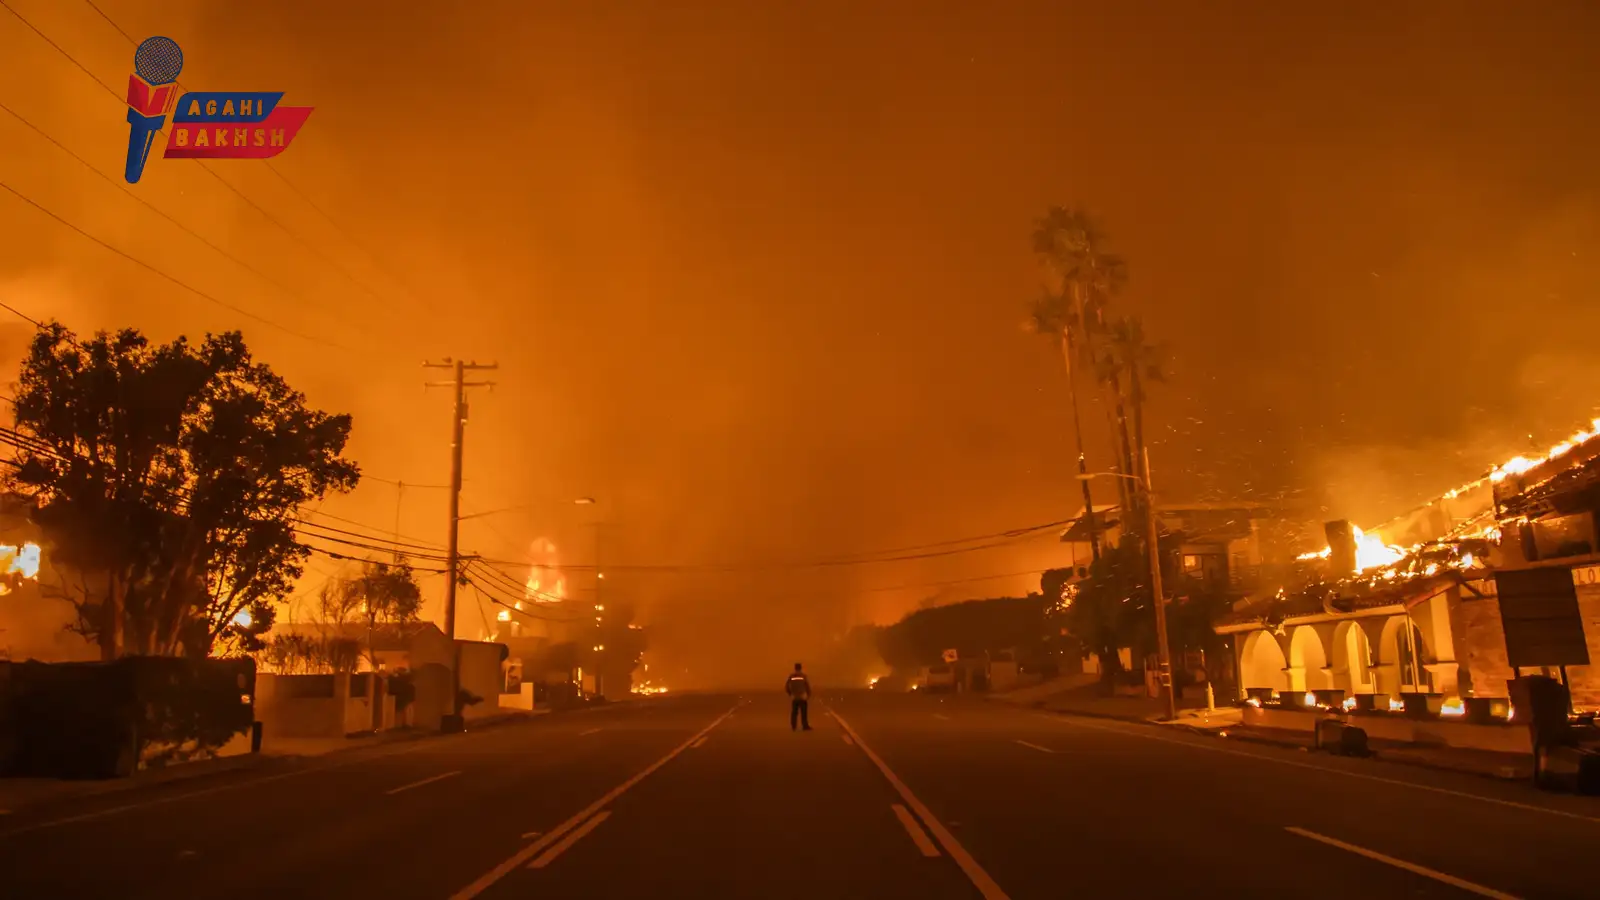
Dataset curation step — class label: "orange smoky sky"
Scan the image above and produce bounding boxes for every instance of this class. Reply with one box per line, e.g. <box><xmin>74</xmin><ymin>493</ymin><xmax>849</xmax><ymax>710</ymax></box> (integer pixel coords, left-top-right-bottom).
<box><xmin>3</xmin><ymin>1</ymin><xmax>1600</xmax><ymax>685</ymax></box>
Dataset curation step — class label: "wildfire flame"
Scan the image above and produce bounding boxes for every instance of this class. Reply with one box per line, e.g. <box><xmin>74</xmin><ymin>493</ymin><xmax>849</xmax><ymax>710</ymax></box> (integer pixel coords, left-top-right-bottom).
<box><xmin>1488</xmin><ymin>418</ymin><xmax>1600</xmax><ymax>483</ymax></box>
<box><xmin>0</xmin><ymin>543</ymin><xmax>42</xmax><ymax>595</ymax></box>
<box><xmin>1296</xmin><ymin>416</ymin><xmax>1600</xmax><ymax>579</ymax></box>
<box><xmin>1297</xmin><ymin>526</ymin><xmax>1405</xmax><ymax>572</ymax></box>
<box><xmin>524</xmin><ymin>538</ymin><xmax>568</xmax><ymax>603</ymax></box>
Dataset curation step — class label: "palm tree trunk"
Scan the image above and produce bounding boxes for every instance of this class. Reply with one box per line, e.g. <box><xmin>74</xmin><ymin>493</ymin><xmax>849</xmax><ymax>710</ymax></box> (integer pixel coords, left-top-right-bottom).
<box><xmin>1112</xmin><ymin>393</ymin><xmax>1139</xmax><ymax>547</ymax></box>
<box><xmin>1100</xmin><ymin>394</ymin><xmax>1131</xmax><ymax>516</ymax></box>
<box><xmin>1101</xmin><ymin>368</ymin><xmax>1140</xmax><ymax>542</ymax></box>
<box><xmin>1130</xmin><ymin>365</ymin><xmax>1151</xmax><ymax>536</ymax></box>
<box><xmin>1060</xmin><ymin>332</ymin><xmax>1101</xmax><ymax>562</ymax></box>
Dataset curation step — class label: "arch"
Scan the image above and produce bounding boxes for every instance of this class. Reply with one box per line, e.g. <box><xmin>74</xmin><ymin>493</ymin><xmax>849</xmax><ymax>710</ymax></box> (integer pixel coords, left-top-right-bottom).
<box><xmin>1240</xmin><ymin>630</ymin><xmax>1289</xmax><ymax>693</ymax></box>
<box><xmin>1289</xmin><ymin>625</ymin><xmax>1334</xmax><ymax>691</ymax></box>
<box><xmin>1330</xmin><ymin>620</ymin><xmax>1376</xmax><ymax>694</ymax></box>
<box><xmin>1377</xmin><ymin>614</ymin><xmax>1431</xmax><ymax>695</ymax></box>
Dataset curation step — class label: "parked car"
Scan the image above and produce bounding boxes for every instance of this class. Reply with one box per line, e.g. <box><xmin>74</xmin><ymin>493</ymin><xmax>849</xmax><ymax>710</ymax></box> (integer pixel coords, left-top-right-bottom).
<box><xmin>921</xmin><ymin>664</ymin><xmax>957</xmax><ymax>693</ymax></box>
<box><xmin>870</xmin><ymin>673</ymin><xmax>910</xmax><ymax>692</ymax></box>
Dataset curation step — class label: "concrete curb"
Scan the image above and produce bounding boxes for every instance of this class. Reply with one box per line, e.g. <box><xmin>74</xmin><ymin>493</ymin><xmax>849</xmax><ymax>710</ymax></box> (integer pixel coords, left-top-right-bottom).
<box><xmin>0</xmin><ymin>752</ymin><xmax>274</xmax><ymax>815</ymax></box>
<box><xmin>1029</xmin><ymin>704</ymin><xmax>1532</xmax><ymax>782</ymax></box>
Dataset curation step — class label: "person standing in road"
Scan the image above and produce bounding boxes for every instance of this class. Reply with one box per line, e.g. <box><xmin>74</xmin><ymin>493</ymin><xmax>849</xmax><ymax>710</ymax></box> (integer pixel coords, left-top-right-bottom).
<box><xmin>786</xmin><ymin>662</ymin><xmax>812</xmax><ymax>731</ymax></box>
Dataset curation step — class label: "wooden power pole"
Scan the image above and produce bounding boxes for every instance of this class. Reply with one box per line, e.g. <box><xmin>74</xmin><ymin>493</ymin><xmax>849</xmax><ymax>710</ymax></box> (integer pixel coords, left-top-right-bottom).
<box><xmin>424</xmin><ymin>357</ymin><xmax>497</xmax><ymax>727</ymax></box>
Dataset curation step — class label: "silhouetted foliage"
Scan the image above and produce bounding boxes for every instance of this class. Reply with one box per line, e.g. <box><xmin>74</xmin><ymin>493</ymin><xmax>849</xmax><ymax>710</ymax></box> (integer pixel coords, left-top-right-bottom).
<box><xmin>259</xmin><ymin>632</ymin><xmax>361</xmax><ymax>674</ymax></box>
<box><xmin>7</xmin><ymin>324</ymin><xmax>359</xmax><ymax>659</ymax></box>
<box><xmin>876</xmin><ymin>595</ymin><xmax>1050</xmax><ymax>670</ymax></box>
<box><xmin>316</xmin><ymin>558</ymin><xmax>424</xmax><ymax>667</ymax></box>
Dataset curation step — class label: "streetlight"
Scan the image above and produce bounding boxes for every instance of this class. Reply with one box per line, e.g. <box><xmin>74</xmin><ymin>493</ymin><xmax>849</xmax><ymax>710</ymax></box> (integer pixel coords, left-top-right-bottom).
<box><xmin>1078</xmin><ymin>447</ymin><xmax>1176</xmax><ymax>721</ymax></box>
<box><xmin>573</xmin><ymin>496</ymin><xmax>607</xmax><ymax>697</ymax></box>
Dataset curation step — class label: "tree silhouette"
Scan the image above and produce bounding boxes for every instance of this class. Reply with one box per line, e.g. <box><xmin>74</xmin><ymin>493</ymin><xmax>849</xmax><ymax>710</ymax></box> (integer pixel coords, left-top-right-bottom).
<box><xmin>9</xmin><ymin>323</ymin><xmax>359</xmax><ymax>659</ymax></box>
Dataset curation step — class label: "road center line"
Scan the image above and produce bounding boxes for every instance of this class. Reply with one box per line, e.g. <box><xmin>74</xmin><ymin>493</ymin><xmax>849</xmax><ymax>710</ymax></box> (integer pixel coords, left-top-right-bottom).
<box><xmin>830</xmin><ymin>710</ymin><xmax>1010</xmax><ymax>900</ymax></box>
<box><xmin>448</xmin><ymin>704</ymin><xmax>737</xmax><ymax>900</ymax></box>
<box><xmin>1285</xmin><ymin>826</ymin><xmax>1521</xmax><ymax>899</ymax></box>
<box><xmin>578</xmin><ymin>728</ymin><xmax>603</xmax><ymax>737</ymax></box>
<box><xmin>891</xmin><ymin>803</ymin><xmax>941</xmax><ymax>857</ymax></box>
<box><xmin>528</xmin><ymin>811</ymin><xmax>612</xmax><ymax>869</ymax></box>
<box><xmin>385</xmin><ymin>770</ymin><xmax>461</xmax><ymax>795</ymax></box>
<box><xmin>1047</xmin><ymin>713</ymin><xmax>1600</xmax><ymax>825</ymax></box>
<box><xmin>1014</xmin><ymin>740</ymin><xmax>1057</xmax><ymax>754</ymax></box>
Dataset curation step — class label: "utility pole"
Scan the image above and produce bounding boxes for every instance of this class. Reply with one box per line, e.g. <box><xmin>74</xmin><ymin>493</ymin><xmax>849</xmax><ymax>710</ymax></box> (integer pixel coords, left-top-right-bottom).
<box><xmin>1142</xmin><ymin>446</ymin><xmax>1176</xmax><ymax>722</ymax></box>
<box><xmin>392</xmin><ymin>481</ymin><xmax>405</xmax><ymax>565</ymax></box>
<box><xmin>424</xmin><ymin>357</ymin><xmax>497</xmax><ymax>728</ymax></box>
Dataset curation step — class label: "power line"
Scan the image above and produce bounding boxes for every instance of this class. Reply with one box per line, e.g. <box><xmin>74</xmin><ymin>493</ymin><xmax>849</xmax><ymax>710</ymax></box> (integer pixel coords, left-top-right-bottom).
<box><xmin>463</xmin><ymin>574</ymin><xmax>586</xmax><ymax>624</ymax></box>
<box><xmin>0</xmin><ymin>96</ymin><xmax>353</xmax><ymax>335</ymax></box>
<box><xmin>0</xmin><ymin>423</ymin><xmax>457</xmax><ymax>568</ymax></box>
<box><xmin>362</xmin><ymin>474</ymin><xmax>453</xmax><ymax>489</ymax></box>
<box><xmin>464</xmin><ymin>557</ymin><xmax>582</xmax><ymax>607</ymax></box>
<box><xmin>464</xmin><ymin>557</ymin><xmax>555</xmax><ymax>602</ymax></box>
<box><xmin>856</xmin><ymin>567</ymin><xmax>1054</xmax><ymax>594</ymax></box>
<box><xmin>297</xmin><ymin>508</ymin><xmax>444</xmax><ymax>549</ymax></box>
<box><xmin>0</xmin><ymin>177</ymin><xmax>337</xmax><ymax>346</ymax></box>
<box><xmin>0</xmin><ymin>299</ymin><xmax>41</xmax><ymax>327</ymax></box>
<box><xmin>825</xmin><ymin>518</ymin><xmax>1076</xmax><ymax>560</ymax></box>
<box><xmin>292</xmin><ymin>518</ymin><xmax>448</xmax><ymax>555</ymax></box>
<box><xmin>78</xmin><ymin>0</ymin><xmax>431</xmax><ymax>317</ymax></box>
<box><xmin>466</xmin><ymin>525</ymin><xmax>1063</xmax><ymax>575</ymax></box>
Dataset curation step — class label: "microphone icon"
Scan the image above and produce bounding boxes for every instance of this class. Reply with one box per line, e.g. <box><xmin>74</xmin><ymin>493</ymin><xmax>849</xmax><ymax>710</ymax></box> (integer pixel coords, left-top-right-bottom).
<box><xmin>124</xmin><ymin>37</ymin><xmax>184</xmax><ymax>184</ymax></box>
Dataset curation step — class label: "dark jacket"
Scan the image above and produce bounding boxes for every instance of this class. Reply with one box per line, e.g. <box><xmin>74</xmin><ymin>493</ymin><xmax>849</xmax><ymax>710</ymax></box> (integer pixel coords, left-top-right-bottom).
<box><xmin>785</xmin><ymin>672</ymin><xmax>811</xmax><ymax>700</ymax></box>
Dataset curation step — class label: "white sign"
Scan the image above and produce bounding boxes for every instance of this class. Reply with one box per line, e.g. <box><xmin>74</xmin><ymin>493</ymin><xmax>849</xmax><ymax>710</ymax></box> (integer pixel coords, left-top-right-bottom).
<box><xmin>942</xmin><ymin>648</ymin><xmax>959</xmax><ymax>663</ymax></box>
<box><xmin>1573</xmin><ymin>565</ymin><xmax>1600</xmax><ymax>587</ymax></box>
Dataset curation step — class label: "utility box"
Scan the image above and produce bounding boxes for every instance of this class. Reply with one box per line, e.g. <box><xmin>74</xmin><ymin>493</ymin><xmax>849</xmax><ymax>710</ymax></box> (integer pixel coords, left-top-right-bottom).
<box><xmin>1315</xmin><ymin>718</ymin><xmax>1369</xmax><ymax>757</ymax></box>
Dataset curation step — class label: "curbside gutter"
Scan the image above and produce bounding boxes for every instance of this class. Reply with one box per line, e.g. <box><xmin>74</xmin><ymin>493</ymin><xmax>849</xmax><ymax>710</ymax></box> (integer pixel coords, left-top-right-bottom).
<box><xmin>1025</xmin><ymin>702</ymin><xmax>1533</xmax><ymax>782</ymax></box>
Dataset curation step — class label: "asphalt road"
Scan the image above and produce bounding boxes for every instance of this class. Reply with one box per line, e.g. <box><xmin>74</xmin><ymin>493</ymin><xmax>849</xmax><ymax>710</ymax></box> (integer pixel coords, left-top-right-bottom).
<box><xmin>3</xmin><ymin>691</ymin><xmax>1599</xmax><ymax>899</ymax></box>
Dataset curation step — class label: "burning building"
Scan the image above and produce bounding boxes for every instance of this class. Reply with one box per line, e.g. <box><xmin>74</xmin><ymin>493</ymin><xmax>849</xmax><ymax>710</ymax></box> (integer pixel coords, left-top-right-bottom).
<box><xmin>1218</xmin><ymin>416</ymin><xmax>1600</xmax><ymax>714</ymax></box>
<box><xmin>0</xmin><ymin>493</ymin><xmax>85</xmax><ymax>663</ymax></box>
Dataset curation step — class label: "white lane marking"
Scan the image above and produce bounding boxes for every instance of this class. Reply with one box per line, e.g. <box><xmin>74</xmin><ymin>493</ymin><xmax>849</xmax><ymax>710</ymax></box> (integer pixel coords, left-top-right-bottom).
<box><xmin>831</xmin><ymin>710</ymin><xmax>1010</xmax><ymax>900</ymax></box>
<box><xmin>841</xmin><ymin>733</ymin><xmax>855</xmax><ymax>746</ymax></box>
<box><xmin>528</xmin><ymin>811</ymin><xmax>612</xmax><ymax>869</ymax></box>
<box><xmin>0</xmin><ymin>723</ymin><xmax>454</xmax><ymax>837</ymax></box>
<box><xmin>933</xmin><ymin>713</ymin><xmax>951</xmax><ymax>721</ymax></box>
<box><xmin>578</xmin><ymin>728</ymin><xmax>603</xmax><ymax>737</ymax></box>
<box><xmin>1014</xmin><ymin>740</ymin><xmax>1057</xmax><ymax>754</ymax></box>
<box><xmin>385</xmin><ymin>770</ymin><xmax>461</xmax><ymax>795</ymax></box>
<box><xmin>1285</xmin><ymin>827</ymin><xmax>1521</xmax><ymax>899</ymax></box>
<box><xmin>891</xmin><ymin>803</ymin><xmax>941</xmax><ymax>857</ymax></box>
<box><xmin>521</xmin><ymin>831</ymin><xmax>541</xmax><ymax>839</ymax></box>
<box><xmin>1046</xmin><ymin>713</ymin><xmax>1600</xmax><ymax>825</ymax></box>
<box><xmin>691</xmin><ymin>736</ymin><xmax>708</xmax><ymax>749</ymax></box>
<box><xmin>448</xmin><ymin>705</ymin><xmax>737</xmax><ymax>899</ymax></box>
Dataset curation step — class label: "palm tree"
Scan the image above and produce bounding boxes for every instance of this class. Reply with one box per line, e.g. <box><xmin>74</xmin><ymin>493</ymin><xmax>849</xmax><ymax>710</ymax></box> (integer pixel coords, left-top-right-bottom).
<box><xmin>1030</xmin><ymin>207</ymin><xmax>1129</xmax><ymax>559</ymax></box>
<box><xmin>1102</xmin><ymin>316</ymin><xmax>1167</xmax><ymax>548</ymax></box>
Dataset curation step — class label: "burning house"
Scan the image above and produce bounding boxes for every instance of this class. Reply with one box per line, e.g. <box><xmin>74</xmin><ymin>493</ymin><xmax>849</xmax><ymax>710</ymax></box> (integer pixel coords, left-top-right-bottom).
<box><xmin>1217</xmin><ymin>417</ymin><xmax>1600</xmax><ymax>716</ymax></box>
<box><xmin>0</xmin><ymin>493</ymin><xmax>82</xmax><ymax>663</ymax></box>
<box><xmin>1059</xmin><ymin>501</ymin><xmax>1321</xmax><ymax>599</ymax></box>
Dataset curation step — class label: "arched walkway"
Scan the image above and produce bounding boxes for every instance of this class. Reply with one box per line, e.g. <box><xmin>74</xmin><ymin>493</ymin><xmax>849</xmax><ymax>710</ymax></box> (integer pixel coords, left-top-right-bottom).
<box><xmin>1289</xmin><ymin>626</ymin><xmax>1333</xmax><ymax>691</ymax></box>
<box><xmin>1330</xmin><ymin>621</ymin><xmax>1375</xmax><ymax>694</ymax></box>
<box><xmin>1377</xmin><ymin>615</ymin><xmax>1431</xmax><ymax>695</ymax></box>
<box><xmin>1240</xmin><ymin>630</ymin><xmax>1288</xmax><ymax>693</ymax></box>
